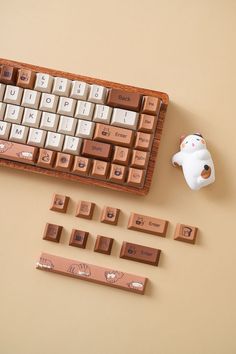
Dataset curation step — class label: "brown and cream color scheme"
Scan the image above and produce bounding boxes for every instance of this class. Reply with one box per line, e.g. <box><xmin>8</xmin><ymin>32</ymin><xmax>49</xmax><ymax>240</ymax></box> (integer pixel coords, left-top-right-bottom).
<box><xmin>0</xmin><ymin>58</ymin><xmax>169</xmax><ymax>195</ymax></box>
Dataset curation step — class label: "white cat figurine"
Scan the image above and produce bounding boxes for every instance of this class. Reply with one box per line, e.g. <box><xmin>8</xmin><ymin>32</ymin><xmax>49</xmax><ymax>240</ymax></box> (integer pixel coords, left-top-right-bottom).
<box><xmin>172</xmin><ymin>133</ymin><xmax>215</xmax><ymax>190</ymax></box>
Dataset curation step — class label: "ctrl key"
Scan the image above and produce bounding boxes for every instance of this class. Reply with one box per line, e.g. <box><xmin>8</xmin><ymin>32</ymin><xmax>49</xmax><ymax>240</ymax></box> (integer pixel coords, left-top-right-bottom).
<box><xmin>43</xmin><ymin>223</ymin><xmax>63</xmax><ymax>243</ymax></box>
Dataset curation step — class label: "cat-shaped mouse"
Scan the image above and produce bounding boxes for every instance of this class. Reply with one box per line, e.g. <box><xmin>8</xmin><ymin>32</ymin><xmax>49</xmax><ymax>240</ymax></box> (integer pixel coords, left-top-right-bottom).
<box><xmin>172</xmin><ymin>133</ymin><xmax>215</xmax><ymax>190</ymax></box>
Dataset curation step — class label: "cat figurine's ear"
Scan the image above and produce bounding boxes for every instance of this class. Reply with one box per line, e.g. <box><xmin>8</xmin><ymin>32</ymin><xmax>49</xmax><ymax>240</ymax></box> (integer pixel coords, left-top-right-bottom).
<box><xmin>179</xmin><ymin>135</ymin><xmax>186</xmax><ymax>144</ymax></box>
<box><xmin>194</xmin><ymin>132</ymin><xmax>203</xmax><ymax>138</ymax></box>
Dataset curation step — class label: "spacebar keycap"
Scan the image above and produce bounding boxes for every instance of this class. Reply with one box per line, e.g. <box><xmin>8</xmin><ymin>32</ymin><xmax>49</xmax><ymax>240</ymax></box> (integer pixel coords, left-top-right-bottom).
<box><xmin>0</xmin><ymin>140</ymin><xmax>38</xmax><ymax>164</ymax></box>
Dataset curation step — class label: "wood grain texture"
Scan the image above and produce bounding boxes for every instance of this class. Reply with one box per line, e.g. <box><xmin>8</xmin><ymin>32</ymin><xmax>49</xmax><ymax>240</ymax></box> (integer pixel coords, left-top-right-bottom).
<box><xmin>0</xmin><ymin>58</ymin><xmax>169</xmax><ymax>195</ymax></box>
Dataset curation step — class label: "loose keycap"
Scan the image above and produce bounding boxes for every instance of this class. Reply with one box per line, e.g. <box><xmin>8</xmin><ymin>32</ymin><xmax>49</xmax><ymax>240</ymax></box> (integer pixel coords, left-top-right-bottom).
<box><xmin>120</xmin><ymin>241</ymin><xmax>161</xmax><ymax>266</ymax></box>
<box><xmin>36</xmin><ymin>252</ymin><xmax>148</xmax><ymax>294</ymax></box>
<box><xmin>128</xmin><ymin>212</ymin><xmax>168</xmax><ymax>237</ymax></box>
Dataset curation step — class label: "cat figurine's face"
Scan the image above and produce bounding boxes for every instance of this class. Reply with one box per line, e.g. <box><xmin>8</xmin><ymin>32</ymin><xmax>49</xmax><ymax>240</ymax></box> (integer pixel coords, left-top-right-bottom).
<box><xmin>180</xmin><ymin>134</ymin><xmax>206</xmax><ymax>153</ymax></box>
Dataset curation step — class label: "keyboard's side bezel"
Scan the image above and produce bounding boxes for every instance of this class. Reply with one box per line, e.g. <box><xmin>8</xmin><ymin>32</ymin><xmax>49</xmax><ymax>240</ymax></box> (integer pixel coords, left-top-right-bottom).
<box><xmin>0</xmin><ymin>58</ymin><xmax>169</xmax><ymax>196</ymax></box>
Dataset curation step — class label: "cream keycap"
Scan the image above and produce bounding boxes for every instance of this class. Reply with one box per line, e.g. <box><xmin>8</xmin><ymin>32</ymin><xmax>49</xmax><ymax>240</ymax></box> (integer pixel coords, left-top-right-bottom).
<box><xmin>21</xmin><ymin>89</ymin><xmax>41</xmax><ymax>109</ymax></box>
<box><xmin>75</xmin><ymin>101</ymin><xmax>94</xmax><ymax>120</ymax></box>
<box><xmin>45</xmin><ymin>132</ymin><xmax>64</xmax><ymax>151</ymax></box>
<box><xmin>39</xmin><ymin>93</ymin><xmax>59</xmax><ymax>113</ymax></box>
<box><xmin>70</xmin><ymin>81</ymin><xmax>89</xmax><ymax>100</ymax></box>
<box><xmin>111</xmin><ymin>108</ymin><xmax>139</xmax><ymax>130</ymax></box>
<box><xmin>52</xmin><ymin>77</ymin><xmax>71</xmax><ymax>96</ymax></box>
<box><xmin>40</xmin><ymin>112</ymin><xmax>59</xmax><ymax>131</ymax></box>
<box><xmin>10</xmin><ymin>124</ymin><xmax>29</xmax><ymax>143</ymax></box>
<box><xmin>22</xmin><ymin>108</ymin><xmax>41</xmax><ymax>127</ymax></box>
<box><xmin>88</xmin><ymin>85</ymin><xmax>107</xmax><ymax>104</ymax></box>
<box><xmin>4</xmin><ymin>104</ymin><xmax>24</xmax><ymax>123</ymax></box>
<box><xmin>4</xmin><ymin>85</ymin><xmax>23</xmax><ymax>105</ymax></box>
<box><xmin>0</xmin><ymin>102</ymin><xmax>6</xmax><ymax>120</ymax></box>
<box><xmin>0</xmin><ymin>83</ymin><xmax>6</xmax><ymax>101</ymax></box>
<box><xmin>93</xmin><ymin>104</ymin><xmax>112</xmax><ymax>124</ymax></box>
<box><xmin>0</xmin><ymin>121</ymin><xmax>11</xmax><ymax>139</ymax></box>
<box><xmin>76</xmin><ymin>120</ymin><xmax>95</xmax><ymax>139</ymax></box>
<box><xmin>34</xmin><ymin>73</ymin><xmax>54</xmax><ymax>93</ymax></box>
<box><xmin>28</xmin><ymin>128</ymin><xmax>47</xmax><ymax>147</ymax></box>
<box><xmin>57</xmin><ymin>97</ymin><xmax>76</xmax><ymax>116</ymax></box>
<box><xmin>63</xmin><ymin>136</ymin><xmax>82</xmax><ymax>155</ymax></box>
<box><xmin>58</xmin><ymin>116</ymin><xmax>77</xmax><ymax>136</ymax></box>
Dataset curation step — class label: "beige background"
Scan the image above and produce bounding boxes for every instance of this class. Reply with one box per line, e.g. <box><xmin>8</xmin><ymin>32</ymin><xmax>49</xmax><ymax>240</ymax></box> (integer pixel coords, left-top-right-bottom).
<box><xmin>0</xmin><ymin>0</ymin><xmax>236</xmax><ymax>353</ymax></box>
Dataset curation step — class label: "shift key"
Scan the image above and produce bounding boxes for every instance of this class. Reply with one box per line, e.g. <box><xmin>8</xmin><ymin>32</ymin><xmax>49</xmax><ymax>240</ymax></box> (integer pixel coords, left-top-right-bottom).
<box><xmin>107</xmin><ymin>89</ymin><xmax>142</xmax><ymax>111</ymax></box>
<box><xmin>120</xmin><ymin>241</ymin><xmax>161</xmax><ymax>266</ymax></box>
<box><xmin>82</xmin><ymin>140</ymin><xmax>112</xmax><ymax>161</ymax></box>
<box><xmin>128</xmin><ymin>212</ymin><xmax>168</xmax><ymax>237</ymax></box>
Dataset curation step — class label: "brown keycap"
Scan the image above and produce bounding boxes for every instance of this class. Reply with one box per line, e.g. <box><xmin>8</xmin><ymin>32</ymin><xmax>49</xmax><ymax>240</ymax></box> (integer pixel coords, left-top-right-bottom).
<box><xmin>142</xmin><ymin>96</ymin><xmax>161</xmax><ymax>115</ymax></box>
<box><xmin>113</xmin><ymin>146</ymin><xmax>131</xmax><ymax>165</ymax></box>
<box><xmin>0</xmin><ymin>65</ymin><xmax>17</xmax><ymax>84</ymax></box>
<box><xmin>50</xmin><ymin>193</ymin><xmax>70</xmax><ymax>213</ymax></box>
<box><xmin>69</xmin><ymin>229</ymin><xmax>89</xmax><ymax>248</ymax></box>
<box><xmin>82</xmin><ymin>139</ymin><xmax>112</xmax><ymax>161</ymax></box>
<box><xmin>37</xmin><ymin>149</ymin><xmax>56</xmax><ymax>168</ymax></box>
<box><xmin>91</xmin><ymin>160</ymin><xmax>109</xmax><ymax>179</ymax></box>
<box><xmin>94</xmin><ymin>235</ymin><xmax>114</xmax><ymax>255</ymax></box>
<box><xmin>16</xmin><ymin>69</ymin><xmax>36</xmax><ymax>89</ymax></box>
<box><xmin>127</xmin><ymin>168</ymin><xmax>145</xmax><ymax>187</ymax></box>
<box><xmin>72</xmin><ymin>156</ymin><xmax>91</xmax><ymax>175</ymax></box>
<box><xmin>120</xmin><ymin>241</ymin><xmax>161</xmax><ymax>266</ymax></box>
<box><xmin>109</xmin><ymin>164</ymin><xmax>126</xmax><ymax>184</ymax></box>
<box><xmin>128</xmin><ymin>212</ymin><xmax>168</xmax><ymax>237</ymax></box>
<box><xmin>55</xmin><ymin>152</ymin><xmax>73</xmax><ymax>171</ymax></box>
<box><xmin>131</xmin><ymin>150</ymin><xmax>149</xmax><ymax>169</ymax></box>
<box><xmin>100</xmin><ymin>206</ymin><xmax>120</xmax><ymax>225</ymax></box>
<box><xmin>76</xmin><ymin>201</ymin><xmax>95</xmax><ymax>219</ymax></box>
<box><xmin>134</xmin><ymin>132</ymin><xmax>153</xmax><ymax>151</ymax></box>
<box><xmin>37</xmin><ymin>252</ymin><xmax>147</xmax><ymax>294</ymax></box>
<box><xmin>0</xmin><ymin>140</ymin><xmax>38</xmax><ymax>164</ymax></box>
<box><xmin>138</xmin><ymin>114</ymin><xmax>157</xmax><ymax>133</ymax></box>
<box><xmin>107</xmin><ymin>89</ymin><xmax>142</xmax><ymax>112</ymax></box>
<box><xmin>174</xmin><ymin>224</ymin><xmax>198</xmax><ymax>244</ymax></box>
<box><xmin>94</xmin><ymin>123</ymin><xmax>134</xmax><ymax>147</ymax></box>
<box><xmin>43</xmin><ymin>223</ymin><xmax>63</xmax><ymax>243</ymax></box>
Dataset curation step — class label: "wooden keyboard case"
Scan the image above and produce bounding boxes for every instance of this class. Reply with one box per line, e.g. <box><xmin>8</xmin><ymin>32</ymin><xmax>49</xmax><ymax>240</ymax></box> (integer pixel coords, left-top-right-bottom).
<box><xmin>0</xmin><ymin>58</ymin><xmax>169</xmax><ymax>195</ymax></box>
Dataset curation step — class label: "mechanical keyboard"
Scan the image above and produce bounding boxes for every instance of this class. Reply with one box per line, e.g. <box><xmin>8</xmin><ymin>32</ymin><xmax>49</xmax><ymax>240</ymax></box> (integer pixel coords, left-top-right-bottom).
<box><xmin>0</xmin><ymin>58</ymin><xmax>169</xmax><ymax>195</ymax></box>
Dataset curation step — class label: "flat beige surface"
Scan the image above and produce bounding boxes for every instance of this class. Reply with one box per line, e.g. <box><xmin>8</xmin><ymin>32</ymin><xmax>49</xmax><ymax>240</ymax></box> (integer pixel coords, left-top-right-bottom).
<box><xmin>0</xmin><ymin>1</ymin><xmax>235</xmax><ymax>353</ymax></box>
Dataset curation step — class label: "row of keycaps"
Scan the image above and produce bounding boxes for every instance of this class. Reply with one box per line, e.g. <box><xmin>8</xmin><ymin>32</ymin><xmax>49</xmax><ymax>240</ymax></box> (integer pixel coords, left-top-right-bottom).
<box><xmin>0</xmin><ymin>66</ymin><xmax>161</xmax><ymax>114</ymax></box>
<box><xmin>0</xmin><ymin>117</ymin><xmax>153</xmax><ymax>152</ymax></box>
<box><xmin>0</xmin><ymin>140</ymin><xmax>146</xmax><ymax>186</ymax></box>
<box><xmin>0</xmin><ymin>84</ymin><xmax>143</xmax><ymax>130</ymax></box>
<box><xmin>43</xmin><ymin>223</ymin><xmax>161</xmax><ymax>266</ymax></box>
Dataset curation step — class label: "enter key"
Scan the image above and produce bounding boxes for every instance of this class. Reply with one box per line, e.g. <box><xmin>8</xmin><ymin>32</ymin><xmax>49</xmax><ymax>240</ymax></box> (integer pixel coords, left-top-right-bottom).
<box><xmin>127</xmin><ymin>212</ymin><xmax>168</xmax><ymax>237</ymax></box>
